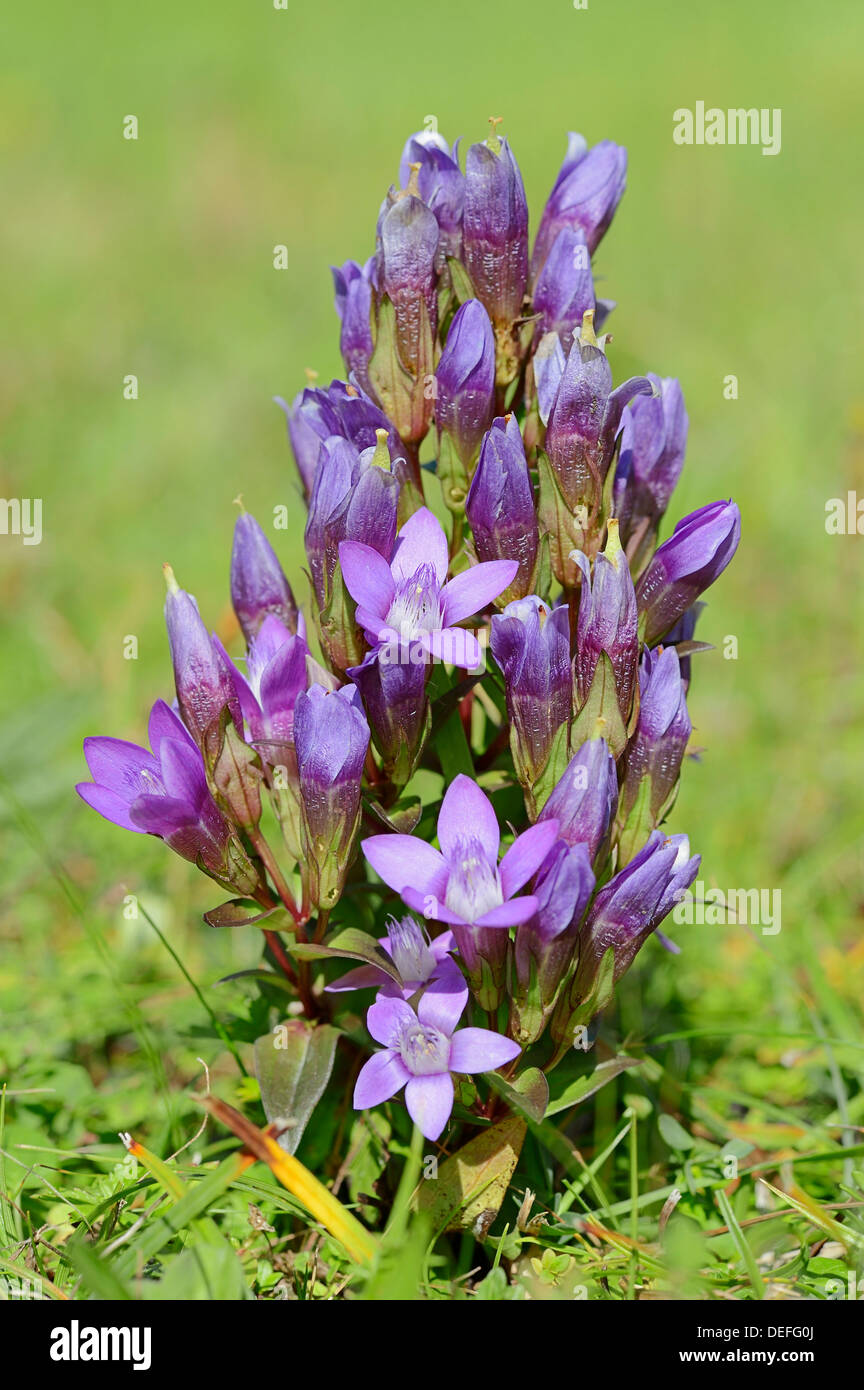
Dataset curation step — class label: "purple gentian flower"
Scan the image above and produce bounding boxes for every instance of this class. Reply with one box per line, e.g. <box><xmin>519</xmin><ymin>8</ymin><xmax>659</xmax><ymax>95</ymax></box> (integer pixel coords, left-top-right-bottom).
<box><xmin>613</xmin><ymin>374</ymin><xmax>688</xmax><ymax>554</ymax></box>
<box><xmin>278</xmin><ymin>381</ymin><xmax>400</xmax><ymax>495</ymax></box>
<box><xmin>305</xmin><ymin>435</ymin><xmax>399</xmax><ymax>611</ymax></box>
<box><xmin>463</xmin><ymin>136</ymin><xmax>529</xmax><ymax>324</ymax></box>
<box><xmin>293</xmin><ymin>683</ymin><xmax>370</xmax><ymax>909</ymax></box>
<box><xmin>435</xmin><ymin>298</ymin><xmax>496</xmax><ymax>464</ymax></box>
<box><xmin>490</xmin><ymin>596</ymin><xmax>570</xmax><ymax>785</ymax></box>
<box><xmin>544</xmin><ymin>334</ymin><xmax>652</xmax><ymax>515</ymax></box>
<box><xmin>327</xmin><ymin>915</ymin><xmax>466</xmax><ymax>1006</ymax></box>
<box><xmin>347</xmin><ymin>644</ymin><xmax>428</xmax><ymax>778</ymax></box>
<box><xmin>511</xmin><ymin>839</ymin><xmax>595</xmax><ymax>1043</ymax></box>
<box><xmin>618</xmin><ymin>646</ymin><xmax>691</xmax><ymax>846</ymax></box>
<box><xmin>378</xmin><ymin>192</ymin><xmax>439</xmax><ymax>374</ymax></box>
<box><xmin>230</xmin><ymin>510</ymin><xmax>300</xmax><ymax>644</ymax></box>
<box><xmin>467</xmin><ymin>414</ymin><xmax>538</xmax><ymax>600</ymax></box>
<box><xmin>532</xmin><ymin>227</ymin><xmax>596</xmax><ymax>350</ymax></box>
<box><xmin>339</xmin><ymin>507</ymin><xmax>517</xmax><ymax>669</ymax></box>
<box><xmin>572</xmin><ymin>523</ymin><xmax>639</xmax><ymax>724</ymax></box>
<box><xmin>399</xmin><ymin>130</ymin><xmax>465</xmax><ymax>263</ymax></box>
<box><xmin>635</xmin><ymin>500</ymin><xmax>741</xmax><ymax>645</ymax></box>
<box><xmin>531</xmin><ymin>133</ymin><xmax>627</xmax><ymax>277</ymax></box>
<box><xmin>76</xmin><ymin>700</ymin><xmax>233</xmax><ymax>872</ymax></box>
<box><xmin>362</xmin><ymin>773</ymin><xmax>560</xmax><ymax>930</ymax></box>
<box><xmin>540</xmin><ymin>737</ymin><xmax>619</xmax><ymax>865</ymax></box>
<box><xmin>225</xmin><ymin>615</ymin><xmax>308</xmax><ymax>762</ymax></box>
<box><xmin>163</xmin><ymin>567</ymin><xmax>240</xmax><ymax>753</ymax></box>
<box><xmin>574</xmin><ymin>830</ymin><xmax>700</xmax><ymax>993</ymax></box>
<box><xmin>659</xmin><ymin>601</ymin><xmax>705</xmax><ymax>691</ymax></box>
<box><xmin>353</xmin><ymin>990</ymin><xmax>520</xmax><ymax>1141</ymax></box>
<box><xmin>331</xmin><ymin>259</ymin><xmax>375</xmax><ymax>394</ymax></box>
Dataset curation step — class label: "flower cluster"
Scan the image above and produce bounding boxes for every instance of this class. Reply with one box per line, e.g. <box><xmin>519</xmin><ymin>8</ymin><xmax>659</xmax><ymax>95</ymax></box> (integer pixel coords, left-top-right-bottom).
<box><xmin>77</xmin><ymin>120</ymin><xmax>739</xmax><ymax>1143</ymax></box>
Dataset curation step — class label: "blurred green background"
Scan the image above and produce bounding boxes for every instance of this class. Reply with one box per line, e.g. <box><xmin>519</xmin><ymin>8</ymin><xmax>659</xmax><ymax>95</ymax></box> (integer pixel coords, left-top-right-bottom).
<box><xmin>1</xmin><ymin>0</ymin><xmax>862</xmax><ymax>1170</ymax></box>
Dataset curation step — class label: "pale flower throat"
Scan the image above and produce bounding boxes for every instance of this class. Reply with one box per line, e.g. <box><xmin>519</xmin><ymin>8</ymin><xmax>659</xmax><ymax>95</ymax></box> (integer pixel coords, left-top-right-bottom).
<box><xmin>444</xmin><ymin>835</ymin><xmax>504</xmax><ymax>923</ymax></box>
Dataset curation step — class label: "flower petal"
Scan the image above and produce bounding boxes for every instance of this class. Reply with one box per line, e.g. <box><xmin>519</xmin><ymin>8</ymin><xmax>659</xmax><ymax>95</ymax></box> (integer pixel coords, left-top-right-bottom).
<box><xmin>401</xmin><ymin>886</ymin><xmax>465</xmax><ymax>925</ymax></box>
<box><xmin>76</xmin><ymin>782</ymin><xmax>147</xmax><ymax>834</ymax></box>
<box><xmin>437</xmin><ymin>774</ymin><xmax>499</xmax><ymax>863</ymax></box>
<box><xmin>362</xmin><ymin>834</ymin><xmax>448</xmax><ymax>898</ymax></box>
<box><xmin>417</xmin><ymin>976</ymin><xmax>469</xmax><ymax>1035</ymax></box>
<box><xmin>365</xmin><ymin>995</ymin><xmax>415</xmax><ymax>1047</ymax></box>
<box><xmin>426</xmin><ymin>626</ymin><xmax>482</xmax><ymax>669</ymax></box>
<box><xmin>353</xmin><ymin>1050</ymin><xmax>410</xmax><ymax>1109</ymax></box>
<box><xmin>82</xmin><ymin>736</ymin><xmax>159</xmax><ymax>798</ymax></box>
<box><xmin>448</xmin><ymin>1027</ymin><xmax>521</xmax><ymax>1074</ymax></box>
<box><xmin>499</xmin><ymin>819</ymin><xmax>562</xmax><ymax>898</ymax></box>
<box><xmin>148</xmin><ymin>699</ymin><xmax>194</xmax><ymax>755</ymax></box>
<box><xmin>474</xmin><ymin>896</ymin><xmax>539</xmax><ymax>928</ymax></box>
<box><xmin>391</xmin><ymin>507</ymin><xmax>449</xmax><ymax>586</ymax></box>
<box><xmin>338</xmin><ymin>541</ymin><xmax>394</xmax><ymax>619</ymax></box>
<box><xmin>405</xmin><ymin>1073</ymin><xmax>454</xmax><ymax>1141</ymax></box>
<box><xmin>430</xmin><ymin>930</ymin><xmax>456</xmax><ymax>960</ymax></box>
<box><xmin>440</xmin><ymin>560</ymin><xmax>519</xmax><ymax>624</ymax></box>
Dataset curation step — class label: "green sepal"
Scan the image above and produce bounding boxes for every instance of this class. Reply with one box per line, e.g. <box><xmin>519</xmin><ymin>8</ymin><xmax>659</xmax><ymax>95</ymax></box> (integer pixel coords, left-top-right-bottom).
<box><xmin>571</xmin><ymin>650</ymin><xmax>628</xmax><ymax>758</ymax></box>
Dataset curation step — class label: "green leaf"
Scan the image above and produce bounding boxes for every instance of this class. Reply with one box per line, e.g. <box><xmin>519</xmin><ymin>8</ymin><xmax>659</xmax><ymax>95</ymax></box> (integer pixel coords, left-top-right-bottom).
<box><xmin>658</xmin><ymin>1112</ymin><xmax>696</xmax><ymax>1152</ymax></box>
<box><xmin>254</xmin><ymin>1019</ymin><xmax>341</xmax><ymax>1155</ymax></box>
<box><xmin>142</xmin><ymin>1242</ymin><xmax>251</xmax><ymax>1301</ymax></box>
<box><xmin>363</xmin><ymin>795</ymin><xmax>422</xmax><ymax>835</ymax></box>
<box><xmin>203</xmin><ymin>897</ymin><xmax>295</xmax><ymax>933</ymax></box>
<box><xmin>435</xmin><ymin>709</ymin><xmax>475</xmax><ymax>781</ymax></box>
<box><xmin>446</xmin><ymin>255</ymin><xmax>476</xmax><ymax>305</ymax></box>
<box><xmin>415</xmin><ymin>1115</ymin><xmax>526</xmax><ymax>1235</ymax></box>
<box><xmin>546</xmin><ymin>1055</ymin><xmax>642</xmax><ymax>1117</ymax></box>
<box><xmin>288</xmin><ymin>927</ymin><xmax>403</xmax><ymax>986</ymax></box>
<box><xmin>493</xmin><ymin>1067</ymin><xmax>549</xmax><ymax>1123</ymax></box>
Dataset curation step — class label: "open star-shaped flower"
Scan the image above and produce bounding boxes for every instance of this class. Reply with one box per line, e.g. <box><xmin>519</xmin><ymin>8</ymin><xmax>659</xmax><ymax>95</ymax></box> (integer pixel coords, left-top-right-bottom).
<box><xmin>353</xmin><ymin>990</ymin><xmax>520</xmax><ymax>1140</ymax></box>
<box><xmin>362</xmin><ymin>774</ymin><xmax>560</xmax><ymax>929</ymax></box>
<box><xmin>338</xmin><ymin>507</ymin><xmax>517</xmax><ymax>669</ymax></box>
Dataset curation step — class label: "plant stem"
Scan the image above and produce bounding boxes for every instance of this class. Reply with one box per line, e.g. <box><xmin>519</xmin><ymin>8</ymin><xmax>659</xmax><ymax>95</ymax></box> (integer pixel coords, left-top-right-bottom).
<box><xmin>249</xmin><ymin>828</ymin><xmax>301</xmax><ymax>927</ymax></box>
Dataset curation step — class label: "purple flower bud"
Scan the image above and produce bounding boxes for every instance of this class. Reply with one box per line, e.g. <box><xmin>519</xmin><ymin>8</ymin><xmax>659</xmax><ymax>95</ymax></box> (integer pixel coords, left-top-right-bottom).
<box><xmin>230</xmin><ymin>511</ymin><xmax>299</xmax><ymax>644</ymax></box>
<box><xmin>347</xmin><ymin>645</ymin><xmax>428</xmax><ymax>784</ymax></box>
<box><xmin>463</xmin><ymin>136</ymin><xmax>529</xmax><ymax>324</ymax></box>
<box><xmin>76</xmin><ymin>700</ymin><xmax>259</xmax><ymax>893</ymax></box>
<box><xmin>378</xmin><ymin>193</ymin><xmax>439</xmax><ymax>373</ymax></box>
<box><xmin>533</xmin><ymin>331</ymin><xmax>567</xmax><ymax>426</ymax></box>
<box><xmin>278</xmin><ymin>381</ymin><xmax>400</xmax><ymax>494</ymax></box>
<box><xmin>545</xmin><ymin>334</ymin><xmax>652</xmax><ymax>515</ymax></box>
<box><xmin>573</xmin><ymin>830</ymin><xmax>699</xmax><ymax>992</ymax></box>
<box><xmin>490</xmin><ymin>597</ymin><xmax>571</xmax><ymax>785</ymax></box>
<box><xmin>228</xmin><ymin>615</ymin><xmax>308</xmax><ymax>757</ymax></box>
<box><xmin>660</xmin><ymin>601</ymin><xmax>705</xmax><ymax>690</ymax></box>
<box><xmin>466</xmin><ymin>414</ymin><xmax>538</xmax><ymax>598</ymax></box>
<box><xmin>539</xmin><ymin>737</ymin><xmax>618</xmax><ymax>865</ymax></box>
<box><xmin>399</xmin><ymin>131</ymin><xmax>465</xmax><ymax>263</ymax></box>
<box><xmin>435</xmin><ymin>299</ymin><xmax>495</xmax><ymax>464</ymax></box>
<box><xmin>613</xmin><ymin>375</ymin><xmax>688</xmax><ymax>552</ymax></box>
<box><xmin>511</xmin><ymin>839</ymin><xmax>595</xmax><ymax>1043</ymax></box>
<box><xmin>635</xmin><ymin>500</ymin><xmax>741</xmax><ymax>646</ymax></box>
<box><xmin>163</xmin><ymin>568</ymin><xmax>240</xmax><ymax>754</ymax></box>
<box><xmin>531</xmin><ymin>134</ymin><xmax>627</xmax><ymax>279</ymax></box>
<box><xmin>294</xmin><ymin>683</ymin><xmax>370</xmax><ymax>909</ymax></box>
<box><xmin>573</xmin><ymin>525</ymin><xmax>639</xmax><ymax>724</ymax></box>
<box><xmin>618</xmin><ymin>648</ymin><xmax>691</xmax><ymax>852</ymax></box>
<box><xmin>332</xmin><ymin>259</ymin><xmax>375</xmax><ymax>394</ymax></box>
<box><xmin>532</xmin><ymin>227</ymin><xmax>595</xmax><ymax>350</ymax></box>
<box><xmin>305</xmin><ymin>436</ymin><xmax>399</xmax><ymax>609</ymax></box>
